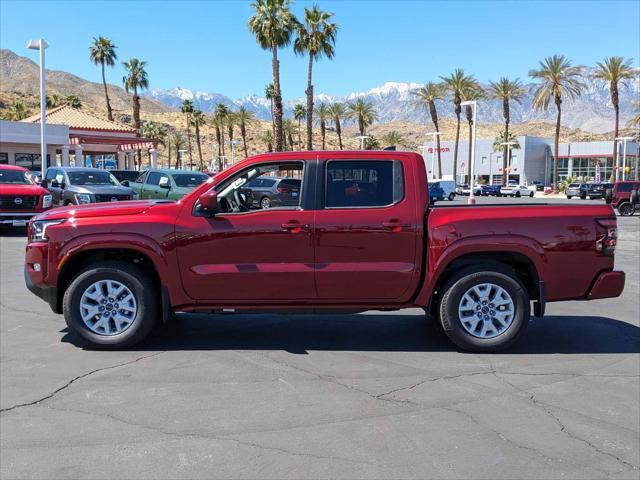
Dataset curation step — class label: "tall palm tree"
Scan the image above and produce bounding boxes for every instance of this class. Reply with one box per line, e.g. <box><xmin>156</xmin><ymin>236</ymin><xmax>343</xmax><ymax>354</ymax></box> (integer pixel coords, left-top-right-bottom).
<box><xmin>181</xmin><ymin>99</ymin><xmax>194</xmax><ymax>167</ymax></box>
<box><xmin>492</xmin><ymin>131</ymin><xmax>521</xmax><ymax>152</ymax></box>
<box><xmin>381</xmin><ymin>130</ymin><xmax>405</xmax><ymax>147</ymax></box>
<box><xmin>293</xmin><ymin>103</ymin><xmax>306</xmax><ymax>149</ymax></box>
<box><xmin>213</xmin><ymin>103</ymin><xmax>229</xmax><ymax>157</ymax></box>
<box><xmin>46</xmin><ymin>94</ymin><xmax>62</xmax><ymax>109</ymax></box>
<box><xmin>236</xmin><ymin>106</ymin><xmax>256</xmax><ymax>157</ymax></box>
<box><xmin>629</xmin><ymin>101</ymin><xmax>640</xmax><ymax>128</ymax></box>
<box><xmin>190</xmin><ymin>109</ymin><xmax>206</xmax><ymax>171</ymax></box>
<box><xmin>140</xmin><ymin>121</ymin><xmax>167</xmax><ymax>166</ymax></box>
<box><xmin>248</xmin><ymin>0</ymin><xmax>299</xmax><ymax>152</ymax></box>
<box><xmin>65</xmin><ymin>95</ymin><xmax>82</xmax><ymax>109</ymax></box>
<box><xmin>592</xmin><ymin>57</ymin><xmax>635</xmax><ymax>181</ymax></box>
<box><xmin>169</xmin><ymin>132</ymin><xmax>186</xmax><ymax>169</ymax></box>
<box><xmin>488</xmin><ymin>77</ymin><xmax>526</xmax><ymax>185</ymax></box>
<box><xmin>89</xmin><ymin>36</ymin><xmax>117</xmax><ymax>121</ymax></box>
<box><xmin>264</xmin><ymin>83</ymin><xmax>275</xmax><ymax>138</ymax></box>
<box><xmin>315</xmin><ymin>102</ymin><xmax>330</xmax><ymax>149</ymax></box>
<box><xmin>260</xmin><ymin>130</ymin><xmax>274</xmax><ymax>152</ymax></box>
<box><xmin>283</xmin><ymin>119</ymin><xmax>296</xmax><ymax>150</ymax></box>
<box><xmin>440</xmin><ymin>69</ymin><xmax>477</xmax><ymax>184</ymax></box>
<box><xmin>329</xmin><ymin>102</ymin><xmax>346</xmax><ymax>150</ymax></box>
<box><xmin>4</xmin><ymin>102</ymin><xmax>29</xmax><ymax>120</ymax></box>
<box><xmin>122</xmin><ymin>57</ymin><xmax>149</xmax><ymax>132</ymax></box>
<box><xmin>226</xmin><ymin>111</ymin><xmax>238</xmax><ymax>163</ymax></box>
<box><xmin>413</xmin><ymin>82</ymin><xmax>445</xmax><ymax>177</ymax></box>
<box><xmin>294</xmin><ymin>4</ymin><xmax>338</xmax><ymax>150</ymax></box>
<box><xmin>462</xmin><ymin>83</ymin><xmax>484</xmax><ymax>184</ymax></box>
<box><xmin>530</xmin><ymin>55</ymin><xmax>585</xmax><ymax>191</ymax></box>
<box><xmin>347</xmin><ymin>98</ymin><xmax>377</xmax><ymax>139</ymax></box>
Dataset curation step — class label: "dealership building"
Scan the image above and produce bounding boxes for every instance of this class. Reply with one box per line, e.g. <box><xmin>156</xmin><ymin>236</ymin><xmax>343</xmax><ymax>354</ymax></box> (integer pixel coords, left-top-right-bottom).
<box><xmin>423</xmin><ymin>136</ymin><xmax>639</xmax><ymax>185</ymax></box>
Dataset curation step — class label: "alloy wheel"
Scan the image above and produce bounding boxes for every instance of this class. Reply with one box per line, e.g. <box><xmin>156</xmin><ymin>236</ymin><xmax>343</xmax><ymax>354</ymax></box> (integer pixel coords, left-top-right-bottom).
<box><xmin>457</xmin><ymin>283</ymin><xmax>515</xmax><ymax>339</ymax></box>
<box><xmin>79</xmin><ymin>280</ymin><xmax>137</xmax><ymax>335</ymax></box>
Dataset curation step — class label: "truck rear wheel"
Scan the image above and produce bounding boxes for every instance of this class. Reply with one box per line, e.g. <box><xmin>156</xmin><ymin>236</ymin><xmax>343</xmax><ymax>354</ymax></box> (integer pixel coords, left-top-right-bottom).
<box><xmin>618</xmin><ymin>202</ymin><xmax>634</xmax><ymax>216</ymax></box>
<box><xmin>62</xmin><ymin>261</ymin><xmax>158</xmax><ymax>349</ymax></box>
<box><xmin>438</xmin><ymin>266</ymin><xmax>530</xmax><ymax>352</ymax></box>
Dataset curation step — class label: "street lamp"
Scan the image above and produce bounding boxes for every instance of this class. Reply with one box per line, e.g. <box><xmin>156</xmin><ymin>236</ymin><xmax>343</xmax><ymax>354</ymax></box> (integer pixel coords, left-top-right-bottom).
<box><xmin>460</xmin><ymin>100</ymin><xmax>477</xmax><ymax>205</ymax></box>
<box><xmin>500</xmin><ymin>141</ymin><xmax>517</xmax><ymax>184</ymax></box>
<box><xmin>425</xmin><ymin>131</ymin><xmax>441</xmax><ymax>180</ymax></box>
<box><xmin>27</xmin><ymin>39</ymin><xmax>48</xmax><ymax>179</ymax></box>
<box><xmin>615</xmin><ymin>136</ymin><xmax>635</xmax><ymax>181</ymax></box>
<box><xmin>356</xmin><ymin>135</ymin><xmax>369</xmax><ymax>149</ymax></box>
<box><xmin>417</xmin><ymin>144</ymin><xmax>431</xmax><ymax>177</ymax></box>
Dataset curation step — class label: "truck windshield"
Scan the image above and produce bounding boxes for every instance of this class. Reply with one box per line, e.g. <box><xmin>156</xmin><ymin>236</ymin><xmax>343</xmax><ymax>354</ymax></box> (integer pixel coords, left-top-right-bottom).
<box><xmin>68</xmin><ymin>171</ymin><xmax>119</xmax><ymax>186</ymax></box>
<box><xmin>173</xmin><ymin>173</ymin><xmax>208</xmax><ymax>187</ymax></box>
<box><xmin>0</xmin><ymin>170</ymin><xmax>32</xmax><ymax>185</ymax></box>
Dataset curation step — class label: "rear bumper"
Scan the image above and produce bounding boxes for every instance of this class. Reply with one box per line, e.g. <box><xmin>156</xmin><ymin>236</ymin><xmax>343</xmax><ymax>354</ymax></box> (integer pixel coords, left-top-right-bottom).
<box><xmin>586</xmin><ymin>271</ymin><xmax>625</xmax><ymax>300</ymax></box>
<box><xmin>24</xmin><ymin>266</ymin><xmax>59</xmax><ymax>313</ymax></box>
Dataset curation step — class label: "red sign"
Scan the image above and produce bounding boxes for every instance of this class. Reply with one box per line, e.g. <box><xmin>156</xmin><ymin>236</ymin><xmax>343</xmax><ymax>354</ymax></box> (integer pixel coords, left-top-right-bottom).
<box><xmin>427</xmin><ymin>147</ymin><xmax>450</xmax><ymax>153</ymax></box>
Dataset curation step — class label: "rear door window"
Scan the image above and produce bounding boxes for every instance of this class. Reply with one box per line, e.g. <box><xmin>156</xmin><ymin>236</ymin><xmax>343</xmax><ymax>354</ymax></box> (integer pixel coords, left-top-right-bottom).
<box><xmin>325</xmin><ymin>160</ymin><xmax>404</xmax><ymax>208</ymax></box>
<box><xmin>616</xmin><ymin>183</ymin><xmax>634</xmax><ymax>193</ymax></box>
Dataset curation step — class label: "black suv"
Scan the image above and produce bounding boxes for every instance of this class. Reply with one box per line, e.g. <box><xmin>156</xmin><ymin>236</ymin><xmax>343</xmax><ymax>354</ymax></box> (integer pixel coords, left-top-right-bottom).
<box><xmin>42</xmin><ymin>167</ymin><xmax>137</xmax><ymax>206</ymax></box>
<box><xmin>586</xmin><ymin>182</ymin><xmax>612</xmax><ymax>200</ymax></box>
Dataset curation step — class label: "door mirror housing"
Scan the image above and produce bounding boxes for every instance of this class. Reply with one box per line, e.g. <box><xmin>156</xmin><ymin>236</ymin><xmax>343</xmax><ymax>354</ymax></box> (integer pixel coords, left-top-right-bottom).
<box><xmin>198</xmin><ymin>190</ymin><xmax>218</xmax><ymax>215</ymax></box>
<box><xmin>50</xmin><ymin>179</ymin><xmax>59</xmax><ymax>188</ymax></box>
<box><xmin>121</xmin><ymin>180</ymin><xmax>130</xmax><ymax>187</ymax></box>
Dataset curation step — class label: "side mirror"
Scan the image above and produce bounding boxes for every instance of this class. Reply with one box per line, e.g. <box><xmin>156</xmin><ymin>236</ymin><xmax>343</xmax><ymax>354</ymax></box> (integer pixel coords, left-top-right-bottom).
<box><xmin>50</xmin><ymin>179</ymin><xmax>59</xmax><ymax>188</ymax></box>
<box><xmin>198</xmin><ymin>190</ymin><xmax>218</xmax><ymax>215</ymax></box>
<box><xmin>41</xmin><ymin>179</ymin><xmax>49</xmax><ymax>188</ymax></box>
<box><xmin>160</xmin><ymin>182</ymin><xmax>171</xmax><ymax>189</ymax></box>
<box><xmin>121</xmin><ymin>180</ymin><xmax>130</xmax><ymax>187</ymax></box>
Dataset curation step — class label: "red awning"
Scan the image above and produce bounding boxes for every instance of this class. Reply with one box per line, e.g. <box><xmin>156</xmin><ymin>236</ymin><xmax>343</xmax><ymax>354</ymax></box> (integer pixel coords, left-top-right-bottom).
<box><xmin>70</xmin><ymin>134</ymin><xmax>156</xmax><ymax>151</ymax></box>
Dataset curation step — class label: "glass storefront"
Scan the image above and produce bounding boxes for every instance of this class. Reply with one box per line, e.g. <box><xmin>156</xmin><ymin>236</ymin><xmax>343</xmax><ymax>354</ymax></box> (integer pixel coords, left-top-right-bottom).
<box><xmin>15</xmin><ymin>153</ymin><xmax>50</xmax><ymax>172</ymax></box>
<box><xmin>557</xmin><ymin>157</ymin><xmax>613</xmax><ymax>182</ymax></box>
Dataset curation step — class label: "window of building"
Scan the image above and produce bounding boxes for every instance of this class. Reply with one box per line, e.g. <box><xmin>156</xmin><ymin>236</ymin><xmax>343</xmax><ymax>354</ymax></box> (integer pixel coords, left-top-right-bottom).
<box><xmin>481</xmin><ymin>156</ymin><xmax>487</xmax><ymax>165</ymax></box>
<box><xmin>511</xmin><ymin>155</ymin><xmax>518</xmax><ymax>164</ymax></box>
<box><xmin>0</xmin><ymin>153</ymin><xmax>8</xmax><ymax>164</ymax></box>
<box><xmin>15</xmin><ymin>153</ymin><xmax>49</xmax><ymax>171</ymax></box>
<box><xmin>326</xmin><ymin>160</ymin><xmax>404</xmax><ymax>208</ymax></box>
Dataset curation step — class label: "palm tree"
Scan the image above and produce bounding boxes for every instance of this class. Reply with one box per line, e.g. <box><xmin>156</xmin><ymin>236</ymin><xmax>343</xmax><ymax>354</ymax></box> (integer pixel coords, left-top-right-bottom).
<box><xmin>65</xmin><ymin>95</ymin><xmax>82</xmax><ymax>109</ymax></box>
<box><xmin>122</xmin><ymin>57</ymin><xmax>149</xmax><ymax>132</ymax></box>
<box><xmin>3</xmin><ymin>101</ymin><xmax>29</xmax><ymax>120</ymax></box>
<box><xmin>248</xmin><ymin>0</ymin><xmax>299</xmax><ymax>152</ymax></box>
<box><xmin>264</xmin><ymin>83</ymin><xmax>275</xmax><ymax>138</ymax></box>
<box><xmin>226</xmin><ymin>111</ymin><xmax>237</xmax><ymax>159</ymax></box>
<box><xmin>213</xmin><ymin>103</ymin><xmax>229</xmax><ymax>157</ymax></box>
<box><xmin>488</xmin><ymin>77</ymin><xmax>526</xmax><ymax>185</ymax></box>
<box><xmin>347</xmin><ymin>98</ymin><xmax>377</xmax><ymax>139</ymax></box>
<box><xmin>493</xmin><ymin>130</ymin><xmax>521</xmax><ymax>180</ymax></box>
<box><xmin>260</xmin><ymin>129</ymin><xmax>274</xmax><ymax>152</ymax></box>
<box><xmin>628</xmin><ymin>101</ymin><xmax>640</xmax><ymax>128</ymax></box>
<box><xmin>328</xmin><ymin>102</ymin><xmax>346</xmax><ymax>150</ymax></box>
<box><xmin>441</xmin><ymin>69</ymin><xmax>477</xmax><ymax>184</ymax></box>
<box><xmin>381</xmin><ymin>130</ymin><xmax>405</xmax><ymax>148</ymax></box>
<box><xmin>190</xmin><ymin>109</ymin><xmax>206</xmax><ymax>171</ymax></box>
<box><xmin>236</xmin><ymin>106</ymin><xmax>256</xmax><ymax>157</ymax></box>
<box><xmin>413</xmin><ymin>82</ymin><xmax>445</xmax><ymax>177</ymax></box>
<box><xmin>294</xmin><ymin>4</ymin><xmax>338</xmax><ymax>150</ymax></box>
<box><xmin>89</xmin><ymin>36</ymin><xmax>117</xmax><ymax>121</ymax></box>
<box><xmin>283</xmin><ymin>119</ymin><xmax>296</xmax><ymax>150</ymax></box>
<box><xmin>315</xmin><ymin>102</ymin><xmax>330</xmax><ymax>149</ymax></box>
<box><xmin>181</xmin><ymin>99</ymin><xmax>194</xmax><ymax>167</ymax></box>
<box><xmin>46</xmin><ymin>94</ymin><xmax>63</xmax><ymax>109</ymax></box>
<box><xmin>169</xmin><ymin>132</ymin><xmax>186</xmax><ymax>168</ymax></box>
<box><xmin>140</xmin><ymin>121</ymin><xmax>167</xmax><ymax>166</ymax></box>
<box><xmin>530</xmin><ymin>55</ymin><xmax>585</xmax><ymax>192</ymax></box>
<box><xmin>592</xmin><ymin>57</ymin><xmax>635</xmax><ymax>181</ymax></box>
<box><xmin>462</xmin><ymin>83</ymin><xmax>484</xmax><ymax>184</ymax></box>
<box><xmin>293</xmin><ymin>103</ymin><xmax>306</xmax><ymax>149</ymax></box>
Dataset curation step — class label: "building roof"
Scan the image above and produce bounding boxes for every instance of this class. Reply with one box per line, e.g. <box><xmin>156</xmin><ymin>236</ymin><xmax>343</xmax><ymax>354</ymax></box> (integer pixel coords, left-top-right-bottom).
<box><xmin>22</xmin><ymin>105</ymin><xmax>136</xmax><ymax>133</ymax></box>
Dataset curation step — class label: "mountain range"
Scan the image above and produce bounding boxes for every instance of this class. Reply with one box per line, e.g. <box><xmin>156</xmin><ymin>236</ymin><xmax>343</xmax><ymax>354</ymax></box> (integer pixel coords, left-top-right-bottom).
<box><xmin>145</xmin><ymin>73</ymin><xmax>639</xmax><ymax>134</ymax></box>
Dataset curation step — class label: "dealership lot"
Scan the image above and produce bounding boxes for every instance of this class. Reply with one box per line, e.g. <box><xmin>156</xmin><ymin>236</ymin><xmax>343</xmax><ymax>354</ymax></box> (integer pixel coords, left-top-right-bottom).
<box><xmin>1</xmin><ymin>201</ymin><xmax>638</xmax><ymax>479</ymax></box>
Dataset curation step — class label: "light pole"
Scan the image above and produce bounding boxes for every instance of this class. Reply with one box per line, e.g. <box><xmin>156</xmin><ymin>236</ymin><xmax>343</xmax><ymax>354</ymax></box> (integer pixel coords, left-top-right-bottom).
<box><xmin>27</xmin><ymin>39</ymin><xmax>48</xmax><ymax>178</ymax></box>
<box><xmin>417</xmin><ymin>144</ymin><xmax>431</xmax><ymax>177</ymax></box>
<box><xmin>460</xmin><ymin>100</ymin><xmax>477</xmax><ymax>205</ymax></box>
<box><xmin>356</xmin><ymin>135</ymin><xmax>370</xmax><ymax>149</ymax></box>
<box><xmin>178</xmin><ymin>149</ymin><xmax>187</xmax><ymax>170</ymax></box>
<box><xmin>615</xmin><ymin>136</ymin><xmax>634</xmax><ymax>181</ymax></box>
<box><xmin>500</xmin><ymin>141</ymin><xmax>517</xmax><ymax>184</ymax></box>
<box><xmin>228</xmin><ymin>140</ymin><xmax>240</xmax><ymax>166</ymax></box>
<box><xmin>425</xmin><ymin>131</ymin><xmax>441</xmax><ymax>180</ymax></box>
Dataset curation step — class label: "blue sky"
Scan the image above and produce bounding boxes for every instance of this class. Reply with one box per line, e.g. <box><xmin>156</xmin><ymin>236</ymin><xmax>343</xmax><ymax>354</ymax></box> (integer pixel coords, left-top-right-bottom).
<box><xmin>1</xmin><ymin>0</ymin><xmax>638</xmax><ymax>99</ymax></box>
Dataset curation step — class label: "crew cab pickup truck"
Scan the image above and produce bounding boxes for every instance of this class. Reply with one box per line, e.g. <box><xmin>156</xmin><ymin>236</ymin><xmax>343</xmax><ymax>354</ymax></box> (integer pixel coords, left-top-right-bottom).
<box><xmin>0</xmin><ymin>164</ymin><xmax>52</xmax><ymax>227</ymax></box>
<box><xmin>24</xmin><ymin>151</ymin><xmax>625</xmax><ymax>352</ymax></box>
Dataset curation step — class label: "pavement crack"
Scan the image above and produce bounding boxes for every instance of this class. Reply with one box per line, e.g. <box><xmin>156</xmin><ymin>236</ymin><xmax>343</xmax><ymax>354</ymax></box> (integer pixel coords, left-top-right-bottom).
<box><xmin>375</xmin><ymin>370</ymin><xmax>491</xmax><ymax>400</ymax></box>
<box><xmin>0</xmin><ymin>351</ymin><xmax>165</xmax><ymax>413</ymax></box>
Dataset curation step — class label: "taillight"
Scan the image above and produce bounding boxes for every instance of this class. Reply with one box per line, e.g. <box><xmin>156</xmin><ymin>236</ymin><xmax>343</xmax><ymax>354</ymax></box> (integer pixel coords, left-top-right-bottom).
<box><xmin>595</xmin><ymin>218</ymin><xmax>617</xmax><ymax>257</ymax></box>
<box><xmin>277</xmin><ymin>187</ymin><xmax>291</xmax><ymax>193</ymax></box>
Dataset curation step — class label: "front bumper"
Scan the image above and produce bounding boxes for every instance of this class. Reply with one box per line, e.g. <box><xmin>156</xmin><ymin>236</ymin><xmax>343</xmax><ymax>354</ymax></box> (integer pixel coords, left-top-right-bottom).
<box><xmin>24</xmin><ymin>266</ymin><xmax>59</xmax><ymax>313</ymax></box>
<box><xmin>0</xmin><ymin>212</ymin><xmax>41</xmax><ymax>226</ymax></box>
<box><xmin>586</xmin><ymin>271</ymin><xmax>625</xmax><ymax>300</ymax></box>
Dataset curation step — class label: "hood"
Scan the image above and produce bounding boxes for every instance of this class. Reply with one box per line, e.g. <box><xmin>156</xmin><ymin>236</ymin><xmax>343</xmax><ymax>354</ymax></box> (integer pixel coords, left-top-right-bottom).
<box><xmin>0</xmin><ymin>184</ymin><xmax>49</xmax><ymax>196</ymax></box>
<box><xmin>35</xmin><ymin>200</ymin><xmax>162</xmax><ymax>220</ymax></box>
<box><xmin>68</xmin><ymin>184</ymin><xmax>135</xmax><ymax>195</ymax></box>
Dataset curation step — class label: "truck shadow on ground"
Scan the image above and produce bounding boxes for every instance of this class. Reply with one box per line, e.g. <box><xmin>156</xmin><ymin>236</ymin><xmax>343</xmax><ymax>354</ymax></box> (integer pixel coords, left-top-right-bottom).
<box><xmin>61</xmin><ymin>313</ymin><xmax>640</xmax><ymax>355</ymax></box>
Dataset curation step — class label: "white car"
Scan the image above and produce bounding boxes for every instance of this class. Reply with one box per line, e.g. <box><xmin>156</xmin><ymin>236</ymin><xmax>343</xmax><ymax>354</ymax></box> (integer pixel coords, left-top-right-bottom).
<box><xmin>500</xmin><ymin>184</ymin><xmax>534</xmax><ymax>197</ymax></box>
<box><xmin>457</xmin><ymin>184</ymin><xmax>483</xmax><ymax>196</ymax></box>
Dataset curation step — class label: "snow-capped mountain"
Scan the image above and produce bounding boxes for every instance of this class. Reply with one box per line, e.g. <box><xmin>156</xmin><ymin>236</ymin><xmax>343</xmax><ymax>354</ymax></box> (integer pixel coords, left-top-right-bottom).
<box><xmin>144</xmin><ymin>72</ymin><xmax>639</xmax><ymax>133</ymax></box>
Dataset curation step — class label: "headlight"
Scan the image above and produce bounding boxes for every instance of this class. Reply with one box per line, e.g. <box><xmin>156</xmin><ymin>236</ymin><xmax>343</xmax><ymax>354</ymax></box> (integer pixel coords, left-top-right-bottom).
<box><xmin>75</xmin><ymin>193</ymin><xmax>92</xmax><ymax>204</ymax></box>
<box><xmin>30</xmin><ymin>219</ymin><xmax>65</xmax><ymax>242</ymax></box>
<box><xmin>42</xmin><ymin>194</ymin><xmax>52</xmax><ymax>208</ymax></box>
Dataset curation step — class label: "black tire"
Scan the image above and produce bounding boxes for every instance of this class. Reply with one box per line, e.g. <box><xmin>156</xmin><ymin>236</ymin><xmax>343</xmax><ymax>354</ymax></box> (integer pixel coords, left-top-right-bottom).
<box><xmin>529</xmin><ymin>191</ymin><xmax>534</xmax><ymax>198</ymax></box>
<box><xmin>605</xmin><ymin>189</ymin><xmax>613</xmax><ymax>204</ymax></box>
<box><xmin>631</xmin><ymin>190</ymin><xmax>639</xmax><ymax>205</ymax></box>
<box><xmin>438</xmin><ymin>266</ymin><xmax>530</xmax><ymax>352</ymax></box>
<box><xmin>618</xmin><ymin>202</ymin><xmax>634</xmax><ymax>216</ymax></box>
<box><xmin>566</xmin><ymin>195</ymin><xmax>572</xmax><ymax>200</ymax></box>
<box><xmin>580</xmin><ymin>192</ymin><xmax>587</xmax><ymax>200</ymax></box>
<box><xmin>260</xmin><ymin>196</ymin><xmax>271</xmax><ymax>209</ymax></box>
<box><xmin>515</xmin><ymin>191</ymin><xmax>521</xmax><ymax>198</ymax></box>
<box><xmin>63</xmin><ymin>261</ymin><xmax>159</xmax><ymax>349</ymax></box>
<box><xmin>448</xmin><ymin>192</ymin><xmax>455</xmax><ymax>201</ymax></box>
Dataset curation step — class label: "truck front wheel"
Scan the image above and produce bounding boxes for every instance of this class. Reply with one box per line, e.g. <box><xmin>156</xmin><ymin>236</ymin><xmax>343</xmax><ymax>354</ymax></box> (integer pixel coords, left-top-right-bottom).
<box><xmin>438</xmin><ymin>266</ymin><xmax>530</xmax><ymax>352</ymax></box>
<box><xmin>62</xmin><ymin>261</ymin><xmax>159</xmax><ymax>349</ymax></box>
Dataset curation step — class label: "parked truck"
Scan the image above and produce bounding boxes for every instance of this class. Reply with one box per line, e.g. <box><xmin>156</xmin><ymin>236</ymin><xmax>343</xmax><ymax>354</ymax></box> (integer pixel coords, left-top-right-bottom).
<box><xmin>0</xmin><ymin>164</ymin><xmax>52</xmax><ymax>227</ymax></box>
<box><xmin>25</xmin><ymin>151</ymin><xmax>625</xmax><ymax>351</ymax></box>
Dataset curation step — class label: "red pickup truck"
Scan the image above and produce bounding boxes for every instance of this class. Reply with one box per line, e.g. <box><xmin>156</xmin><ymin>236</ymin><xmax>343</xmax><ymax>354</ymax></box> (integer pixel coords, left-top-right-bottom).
<box><xmin>24</xmin><ymin>151</ymin><xmax>625</xmax><ymax>352</ymax></box>
<box><xmin>1</xmin><ymin>164</ymin><xmax>52</xmax><ymax>227</ymax></box>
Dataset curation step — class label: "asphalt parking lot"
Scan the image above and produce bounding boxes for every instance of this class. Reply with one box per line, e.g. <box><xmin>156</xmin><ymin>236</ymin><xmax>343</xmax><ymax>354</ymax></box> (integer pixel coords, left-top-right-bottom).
<box><xmin>1</xmin><ymin>199</ymin><xmax>638</xmax><ymax>479</ymax></box>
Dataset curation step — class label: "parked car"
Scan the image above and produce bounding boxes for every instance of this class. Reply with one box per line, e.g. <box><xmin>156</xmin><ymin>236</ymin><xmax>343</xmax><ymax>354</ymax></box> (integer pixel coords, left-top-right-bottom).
<box><xmin>125</xmin><ymin>169</ymin><xmax>209</xmax><ymax>200</ymax></box>
<box><xmin>110</xmin><ymin>170</ymin><xmax>141</xmax><ymax>184</ymax></box>
<box><xmin>0</xmin><ymin>164</ymin><xmax>52</xmax><ymax>227</ymax></box>
<box><xmin>456</xmin><ymin>184</ymin><xmax>482</xmax><ymax>196</ymax></box>
<box><xmin>25</xmin><ymin>151</ymin><xmax>625</xmax><ymax>352</ymax></box>
<box><xmin>42</xmin><ymin>167</ymin><xmax>137</xmax><ymax>206</ymax></box>
<box><xmin>432</xmin><ymin>179</ymin><xmax>456</xmax><ymax>201</ymax></box>
<box><xmin>606</xmin><ymin>180</ymin><xmax>640</xmax><ymax>216</ymax></box>
<box><xmin>566</xmin><ymin>183</ymin><xmax>588</xmax><ymax>199</ymax></box>
<box><xmin>428</xmin><ymin>182</ymin><xmax>445</xmax><ymax>202</ymax></box>
<box><xmin>532</xmin><ymin>181</ymin><xmax>545</xmax><ymax>192</ymax></box>
<box><xmin>240</xmin><ymin>177</ymin><xmax>302</xmax><ymax>209</ymax></box>
<box><xmin>586</xmin><ymin>182</ymin><xmax>612</xmax><ymax>200</ymax></box>
<box><xmin>480</xmin><ymin>184</ymin><xmax>502</xmax><ymax>196</ymax></box>
<box><xmin>501</xmin><ymin>184</ymin><xmax>534</xmax><ymax>197</ymax></box>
